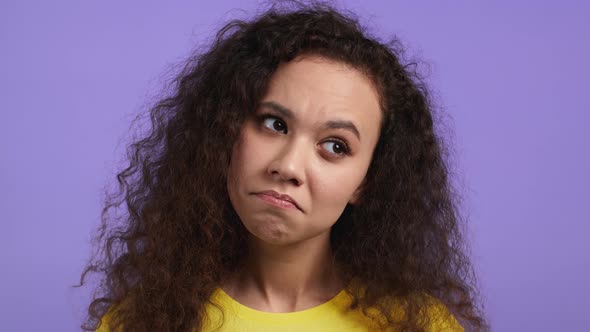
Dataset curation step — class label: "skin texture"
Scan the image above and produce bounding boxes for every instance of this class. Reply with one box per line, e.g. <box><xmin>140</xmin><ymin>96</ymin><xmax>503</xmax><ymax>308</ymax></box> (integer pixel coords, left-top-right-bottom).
<box><xmin>225</xmin><ymin>55</ymin><xmax>382</xmax><ymax>311</ymax></box>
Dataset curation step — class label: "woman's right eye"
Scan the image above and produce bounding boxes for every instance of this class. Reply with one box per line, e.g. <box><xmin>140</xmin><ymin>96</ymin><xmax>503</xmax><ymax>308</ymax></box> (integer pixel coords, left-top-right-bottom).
<box><xmin>261</xmin><ymin>115</ymin><xmax>288</xmax><ymax>134</ymax></box>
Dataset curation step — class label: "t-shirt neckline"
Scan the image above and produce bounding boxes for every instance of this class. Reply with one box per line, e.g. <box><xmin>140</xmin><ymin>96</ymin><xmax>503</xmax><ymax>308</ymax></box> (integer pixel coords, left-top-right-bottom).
<box><xmin>213</xmin><ymin>287</ymin><xmax>350</xmax><ymax>324</ymax></box>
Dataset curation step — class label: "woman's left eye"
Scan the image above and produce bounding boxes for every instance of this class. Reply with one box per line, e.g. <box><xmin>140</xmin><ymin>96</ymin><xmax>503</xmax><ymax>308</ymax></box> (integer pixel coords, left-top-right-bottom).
<box><xmin>321</xmin><ymin>140</ymin><xmax>351</xmax><ymax>157</ymax></box>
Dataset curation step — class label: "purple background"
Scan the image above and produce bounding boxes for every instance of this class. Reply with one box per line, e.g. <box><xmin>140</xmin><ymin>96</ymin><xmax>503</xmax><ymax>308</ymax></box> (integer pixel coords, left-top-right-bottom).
<box><xmin>1</xmin><ymin>1</ymin><xmax>588</xmax><ymax>331</ymax></box>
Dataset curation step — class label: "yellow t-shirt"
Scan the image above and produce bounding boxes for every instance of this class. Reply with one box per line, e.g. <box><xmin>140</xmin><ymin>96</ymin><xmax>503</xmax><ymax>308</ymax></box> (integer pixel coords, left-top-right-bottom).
<box><xmin>97</xmin><ymin>288</ymin><xmax>463</xmax><ymax>331</ymax></box>
<box><xmin>202</xmin><ymin>288</ymin><xmax>378</xmax><ymax>331</ymax></box>
<box><xmin>202</xmin><ymin>288</ymin><xmax>463</xmax><ymax>332</ymax></box>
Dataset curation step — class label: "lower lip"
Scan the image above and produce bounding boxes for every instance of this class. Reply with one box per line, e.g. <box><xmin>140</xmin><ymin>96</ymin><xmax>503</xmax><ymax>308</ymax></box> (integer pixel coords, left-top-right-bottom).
<box><xmin>255</xmin><ymin>194</ymin><xmax>298</xmax><ymax>210</ymax></box>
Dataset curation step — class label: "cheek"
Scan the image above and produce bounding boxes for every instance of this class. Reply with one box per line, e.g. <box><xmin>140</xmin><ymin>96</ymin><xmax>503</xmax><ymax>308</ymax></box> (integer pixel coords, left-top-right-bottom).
<box><xmin>313</xmin><ymin>166</ymin><xmax>365</xmax><ymax>206</ymax></box>
<box><xmin>228</xmin><ymin>131</ymin><xmax>267</xmax><ymax>182</ymax></box>
<box><xmin>314</xmin><ymin>177</ymin><xmax>354</xmax><ymax>207</ymax></box>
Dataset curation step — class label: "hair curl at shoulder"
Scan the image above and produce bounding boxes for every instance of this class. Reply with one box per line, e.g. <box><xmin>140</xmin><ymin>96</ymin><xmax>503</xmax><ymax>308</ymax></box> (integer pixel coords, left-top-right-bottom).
<box><xmin>78</xmin><ymin>1</ymin><xmax>488</xmax><ymax>331</ymax></box>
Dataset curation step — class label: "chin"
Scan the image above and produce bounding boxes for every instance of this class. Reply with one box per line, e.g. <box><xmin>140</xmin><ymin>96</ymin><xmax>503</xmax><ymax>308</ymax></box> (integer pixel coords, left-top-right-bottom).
<box><xmin>248</xmin><ymin>221</ymin><xmax>291</xmax><ymax>245</ymax></box>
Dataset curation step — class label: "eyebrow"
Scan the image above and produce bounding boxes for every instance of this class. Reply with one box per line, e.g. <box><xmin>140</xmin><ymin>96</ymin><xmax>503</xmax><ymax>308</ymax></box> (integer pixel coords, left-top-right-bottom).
<box><xmin>258</xmin><ymin>101</ymin><xmax>361</xmax><ymax>141</ymax></box>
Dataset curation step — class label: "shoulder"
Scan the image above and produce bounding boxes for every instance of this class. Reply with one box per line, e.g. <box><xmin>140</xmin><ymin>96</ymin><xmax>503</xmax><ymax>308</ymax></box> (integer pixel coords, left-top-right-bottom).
<box><xmin>95</xmin><ymin>305</ymin><xmax>123</xmax><ymax>332</ymax></box>
<box><xmin>421</xmin><ymin>297</ymin><xmax>464</xmax><ymax>332</ymax></box>
<box><xmin>351</xmin><ymin>280</ymin><xmax>463</xmax><ymax>331</ymax></box>
<box><xmin>95</xmin><ymin>312</ymin><xmax>111</xmax><ymax>332</ymax></box>
<box><xmin>345</xmin><ymin>280</ymin><xmax>463</xmax><ymax>331</ymax></box>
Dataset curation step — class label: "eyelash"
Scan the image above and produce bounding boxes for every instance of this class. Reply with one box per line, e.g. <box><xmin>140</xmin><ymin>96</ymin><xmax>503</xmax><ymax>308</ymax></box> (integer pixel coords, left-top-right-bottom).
<box><xmin>256</xmin><ymin>113</ymin><xmax>352</xmax><ymax>158</ymax></box>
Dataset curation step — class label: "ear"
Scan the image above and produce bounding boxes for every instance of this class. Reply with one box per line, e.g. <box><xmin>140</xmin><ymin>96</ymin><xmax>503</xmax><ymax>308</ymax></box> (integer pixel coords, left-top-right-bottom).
<box><xmin>349</xmin><ymin>178</ymin><xmax>366</xmax><ymax>206</ymax></box>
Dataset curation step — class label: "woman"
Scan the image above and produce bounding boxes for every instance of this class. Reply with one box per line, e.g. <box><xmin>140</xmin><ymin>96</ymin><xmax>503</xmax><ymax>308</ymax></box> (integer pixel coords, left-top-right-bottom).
<box><xmin>81</xmin><ymin>2</ymin><xmax>488</xmax><ymax>331</ymax></box>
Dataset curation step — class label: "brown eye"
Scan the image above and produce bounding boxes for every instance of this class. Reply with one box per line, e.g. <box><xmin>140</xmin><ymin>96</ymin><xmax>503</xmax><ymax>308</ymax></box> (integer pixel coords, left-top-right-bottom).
<box><xmin>320</xmin><ymin>139</ymin><xmax>351</xmax><ymax>157</ymax></box>
<box><xmin>262</xmin><ymin>115</ymin><xmax>287</xmax><ymax>134</ymax></box>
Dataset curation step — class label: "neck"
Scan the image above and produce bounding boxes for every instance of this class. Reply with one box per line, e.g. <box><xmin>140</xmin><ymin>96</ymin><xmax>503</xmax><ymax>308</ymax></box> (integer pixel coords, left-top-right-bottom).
<box><xmin>224</xmin><ymin>231</ymin><xmax>345</xmax><ymax>311</ymax></box>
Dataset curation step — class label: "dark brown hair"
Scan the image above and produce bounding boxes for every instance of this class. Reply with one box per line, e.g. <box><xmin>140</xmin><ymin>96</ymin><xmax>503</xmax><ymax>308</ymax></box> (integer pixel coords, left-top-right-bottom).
<box><xmin>79</xmin><ymin>1</ymin><xmax>488</xmax><ymax>331</ymax></box>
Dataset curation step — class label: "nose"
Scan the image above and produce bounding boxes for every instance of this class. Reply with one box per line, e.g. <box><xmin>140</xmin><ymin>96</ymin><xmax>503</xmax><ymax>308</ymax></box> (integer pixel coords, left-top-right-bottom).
<box><xmin>267</xmin><ymin>137</ymin><xmax>306</xmax><ymax>186</ymax></box>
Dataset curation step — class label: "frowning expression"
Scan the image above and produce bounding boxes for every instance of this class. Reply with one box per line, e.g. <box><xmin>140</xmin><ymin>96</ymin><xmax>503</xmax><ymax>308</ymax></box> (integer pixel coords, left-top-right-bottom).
<box><xmin>227</xmin><ymin>55</ymin><xmax>382</xmax><ymax>245</ymax></box>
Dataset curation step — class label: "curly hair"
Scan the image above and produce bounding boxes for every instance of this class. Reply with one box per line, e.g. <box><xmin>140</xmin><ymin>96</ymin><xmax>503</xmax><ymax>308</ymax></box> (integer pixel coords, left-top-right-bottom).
<box><xmin>78</xmin><ymin>1</ymin><xmax>488</xmax><ymax>331</ymax></box>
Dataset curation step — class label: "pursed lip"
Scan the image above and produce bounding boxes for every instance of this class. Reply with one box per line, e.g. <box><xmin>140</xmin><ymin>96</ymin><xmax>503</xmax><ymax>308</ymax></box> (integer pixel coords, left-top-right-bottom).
<box><xmin>254</xmin><ymin>190</ymin><xmax>302</xmax><ymax>211</ymax></box>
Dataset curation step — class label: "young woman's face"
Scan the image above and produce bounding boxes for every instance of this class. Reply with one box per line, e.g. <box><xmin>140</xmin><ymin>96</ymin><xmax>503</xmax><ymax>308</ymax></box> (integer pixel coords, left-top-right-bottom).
<box><xmin>227</xmin><ymin>55</ymin><xmax>382</xmax><ymax>246</ymax></box>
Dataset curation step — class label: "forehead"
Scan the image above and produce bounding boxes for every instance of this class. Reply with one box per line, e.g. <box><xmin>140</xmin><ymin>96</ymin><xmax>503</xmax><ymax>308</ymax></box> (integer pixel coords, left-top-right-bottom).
<box><xmin>260</xmin><ymin>56</ymin><xmax>382</xmax><ymax>142</ymax></box>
